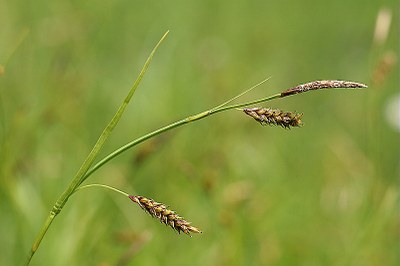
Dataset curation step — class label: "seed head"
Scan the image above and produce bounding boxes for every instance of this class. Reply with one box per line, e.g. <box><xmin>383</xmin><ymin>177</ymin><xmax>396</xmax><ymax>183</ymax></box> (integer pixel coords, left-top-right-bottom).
<box><xmin>281</xmin><ymin>80</ymin><xmax>367</xmax><ymax>97</ymax></box>
<box><xmin>129</xmin><ymin>195</ymin><xmax>202</xmax><ymax>236</ymax></box>
<box><xmin>243</xmin><ymin>107</ymin><xmax>303</xmax><ymax>128</ymax></box>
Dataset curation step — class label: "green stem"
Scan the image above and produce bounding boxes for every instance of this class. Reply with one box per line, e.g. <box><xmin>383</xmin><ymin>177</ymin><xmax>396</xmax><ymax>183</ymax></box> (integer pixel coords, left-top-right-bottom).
<box><xmin>25</xmin><ymin>31</ymin><xmax>169</xmax><ymax>266</ymax></box>
<box><xmin>213</xmin><ymin>93</ymin><xmax>282</xmax><ymax>113</ymax></box>
<box><xmin>80</xmin><ymin>92</ymin><xmax>281</xmax><ymax>184</ymax></box>
<box><xmin>209</xmin><ymin>77</ymin><xmax>272</xmax><ymax>112</ymax></box>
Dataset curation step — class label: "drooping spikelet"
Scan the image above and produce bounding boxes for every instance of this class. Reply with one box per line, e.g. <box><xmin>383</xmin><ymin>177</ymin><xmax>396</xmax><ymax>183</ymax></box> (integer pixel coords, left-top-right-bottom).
<box><xmin>243</xmin><ymin>108</ymin><xmax>303</xmax><ymax>128</ymax></box>
<box><xmin>129</xmin><ymin>195</ymin><xmax>202</xmax><ymax>236</ymax></box>
<box><xmin>280</xmin><ymin>80</ymin><xmax>367</xmax><ymax>97</ymax></box>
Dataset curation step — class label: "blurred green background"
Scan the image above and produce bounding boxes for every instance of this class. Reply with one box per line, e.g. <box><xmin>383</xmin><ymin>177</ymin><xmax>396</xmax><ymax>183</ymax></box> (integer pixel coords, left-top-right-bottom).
<box><xmin>0</xmin><ymin>0</ymin><xmax>398</xmax><ymax>265</ymax></box>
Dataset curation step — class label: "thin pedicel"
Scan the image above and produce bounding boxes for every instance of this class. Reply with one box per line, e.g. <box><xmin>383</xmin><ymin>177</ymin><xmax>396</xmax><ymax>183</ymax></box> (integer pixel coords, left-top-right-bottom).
<box><xmin>72</xmin><ymin>184</ymin><xmax>202</xmax><ymax>236</ymax></box>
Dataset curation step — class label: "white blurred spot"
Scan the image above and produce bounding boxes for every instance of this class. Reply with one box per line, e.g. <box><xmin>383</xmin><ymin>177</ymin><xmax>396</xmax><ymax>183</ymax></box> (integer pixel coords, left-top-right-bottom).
<box><xmin>373</xmin><ymin>7</ymin><xmax>392</xmax><ymax>45</ymax></box>
<box><xmin>385</xmin><ymin>94</ymin><xmax>400</xmax><ymax>132</ymax></box>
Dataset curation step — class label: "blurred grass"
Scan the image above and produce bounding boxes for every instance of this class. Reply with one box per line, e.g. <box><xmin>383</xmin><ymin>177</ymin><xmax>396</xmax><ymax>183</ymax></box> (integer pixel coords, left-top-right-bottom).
<box><xmin>0</xmin><ymin>0</ymin><xmax>398</xmax><ymax>265</ymax></box>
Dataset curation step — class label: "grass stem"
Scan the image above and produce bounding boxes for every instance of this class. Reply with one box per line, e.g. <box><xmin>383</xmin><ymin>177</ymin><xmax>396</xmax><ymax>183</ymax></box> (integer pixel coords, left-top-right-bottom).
<box><xmin>80</xmin><ymin>81</ymin><xmax>277</xmax><ymax>183</ymax></box>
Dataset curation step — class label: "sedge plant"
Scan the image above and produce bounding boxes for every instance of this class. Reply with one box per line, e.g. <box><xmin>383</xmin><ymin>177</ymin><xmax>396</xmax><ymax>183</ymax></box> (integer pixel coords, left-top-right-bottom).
<box><xmin>25</xmin><ymin>31</ymin><xmax>367</xmax><ymax>265</ymax></box>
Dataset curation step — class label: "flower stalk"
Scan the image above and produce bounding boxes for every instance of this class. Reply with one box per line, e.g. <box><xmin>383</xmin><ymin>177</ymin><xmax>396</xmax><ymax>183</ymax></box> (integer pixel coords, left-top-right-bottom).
<box><xmin>25</xmin><ymin>29</ymin><xmax>367</xmax><ymax>265</ymax></box>
<box><xmin>73</xmin><ymin>184</ymin><xmax>200</xmax><ymax>235</ymax></box>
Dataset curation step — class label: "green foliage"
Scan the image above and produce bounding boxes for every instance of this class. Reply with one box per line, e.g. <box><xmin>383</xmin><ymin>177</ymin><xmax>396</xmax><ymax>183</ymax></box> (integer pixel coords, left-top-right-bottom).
<box><xmin>0</xmin><ymin>0</ymin><xmax>398</xmax><ymax>265</ymax></box>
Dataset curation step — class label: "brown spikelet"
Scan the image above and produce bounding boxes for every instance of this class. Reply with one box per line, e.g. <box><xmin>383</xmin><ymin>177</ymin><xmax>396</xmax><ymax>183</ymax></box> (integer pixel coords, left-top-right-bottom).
<box><xmin>129</xmin><ymin>195</ymin><xmax>202</xmax><ymax>236</ymax></box>
<box><xmin>280</xmin><ymin>80</ymin><xmax>367</xmax><ymax>97</ymax></box>
<box><xmin>243</xmin><ymin>108</ymin><xmax>303</xmax><ymax>128</ymax></box>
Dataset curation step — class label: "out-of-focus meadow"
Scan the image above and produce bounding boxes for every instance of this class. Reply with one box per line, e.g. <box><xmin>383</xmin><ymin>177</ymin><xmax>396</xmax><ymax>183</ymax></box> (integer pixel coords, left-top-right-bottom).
<box><xmin>0</xmin><ymin>1</ymin><xmax>398</xmax><ymax>265</ymax></box>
